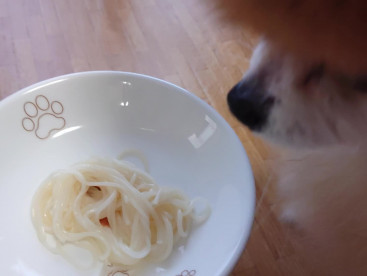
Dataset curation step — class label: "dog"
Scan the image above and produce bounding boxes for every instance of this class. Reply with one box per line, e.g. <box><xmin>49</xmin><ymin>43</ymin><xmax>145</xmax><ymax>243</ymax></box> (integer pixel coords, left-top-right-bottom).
<box><xmin>214</xmin><ymin>0</ymin><xmax>367</xmax><ymax>275</ymax></box>
<box><xmin>228</xmin><ymin>41</ymin><xmax>367</xmax><ymax>275</ymax></box>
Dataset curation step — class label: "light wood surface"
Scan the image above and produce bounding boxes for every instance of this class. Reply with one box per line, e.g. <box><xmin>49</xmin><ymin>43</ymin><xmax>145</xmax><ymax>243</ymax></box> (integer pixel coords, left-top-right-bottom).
<box><xmin>0</xmin><ymin>1</ymin><xmax>311</xmax><ymax>275</ymax></box>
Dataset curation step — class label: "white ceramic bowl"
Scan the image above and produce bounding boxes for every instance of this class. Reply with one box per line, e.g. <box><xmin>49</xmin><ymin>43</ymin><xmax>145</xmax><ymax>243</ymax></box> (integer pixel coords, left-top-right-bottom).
<box><xmin>0</xmin><ymin>71</ymin><xmax>255</xmax><ymax>276</ymax></box>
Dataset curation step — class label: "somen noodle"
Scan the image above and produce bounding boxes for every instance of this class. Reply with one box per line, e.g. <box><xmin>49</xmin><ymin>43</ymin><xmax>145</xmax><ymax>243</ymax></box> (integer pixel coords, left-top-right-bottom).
<box><xmin>31</xmin><ymin>155</ymin><xmax>210</xmax><ymax>272</ymax></box>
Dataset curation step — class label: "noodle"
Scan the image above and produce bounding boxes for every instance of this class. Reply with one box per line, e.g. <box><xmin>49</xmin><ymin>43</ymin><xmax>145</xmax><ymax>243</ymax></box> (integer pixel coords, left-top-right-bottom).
<box><xmin>31</xmin><ymin>155</ymin><xmax>210</xmax><ymax>273</ymax></box>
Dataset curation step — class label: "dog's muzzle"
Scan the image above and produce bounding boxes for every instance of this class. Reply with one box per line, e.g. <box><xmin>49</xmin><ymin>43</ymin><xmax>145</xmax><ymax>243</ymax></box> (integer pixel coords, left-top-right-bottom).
<box><xmin>227</xmin><ymin>80</ymin><xmax>274</xmax><ymax>131</ymax></box>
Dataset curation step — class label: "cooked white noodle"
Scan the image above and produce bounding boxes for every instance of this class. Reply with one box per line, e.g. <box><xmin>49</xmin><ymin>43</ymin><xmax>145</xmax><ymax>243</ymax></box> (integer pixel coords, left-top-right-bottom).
<box><xmin>31</xmin><ymin>155</ymin><xmax>210</xmax><ymax>271</ymax></box>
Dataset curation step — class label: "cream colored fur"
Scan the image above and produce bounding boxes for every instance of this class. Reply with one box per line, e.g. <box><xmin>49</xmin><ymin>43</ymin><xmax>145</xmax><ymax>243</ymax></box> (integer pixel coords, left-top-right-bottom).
<box><xmin>213</xmin><ymin>0</ymin><xmax>367</xmax><ymax>273</ymax></box>
<box><xmin>247</xmin><ymin>41</ymin><xmax>367</xmax><ymax>275</ymax></box>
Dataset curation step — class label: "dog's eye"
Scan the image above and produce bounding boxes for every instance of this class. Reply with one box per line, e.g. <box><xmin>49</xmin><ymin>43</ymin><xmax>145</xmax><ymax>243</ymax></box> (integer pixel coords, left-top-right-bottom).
<box><xmin>352</xmin><ymin>76</ymin><xmax>367</xmax><ymax>92</ymax></box>
<box><xmin>302</xmin><ymin>64</ymin><xmax>325</xmax><ymax>86</ymax></box>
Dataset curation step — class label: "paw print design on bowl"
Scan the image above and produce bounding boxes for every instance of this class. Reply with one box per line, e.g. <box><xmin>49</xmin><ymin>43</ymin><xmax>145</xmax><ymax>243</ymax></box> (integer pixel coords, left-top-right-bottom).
<box><xmin>104</xmin><ymin>265</ymin><xmax>129</xmax><ymax>276</ymax></box>
<box><xmin>106</xmin><ymin>269</ymin><xmax>129</xmax><ymax>276</ymax></box>
<box><xmin>22</xmin><ymin>95</ymin><xmax>66</xmax><ymax>139</ymax></box>
<box><xmin>108</xmin><ymin>271</ymin><xmax>129</xmax><ymax>276</ymax></box>
<box><xmin>177</xmin><ymin>269</ymin><xmax>196</xmax><ymax>276</ymax></box>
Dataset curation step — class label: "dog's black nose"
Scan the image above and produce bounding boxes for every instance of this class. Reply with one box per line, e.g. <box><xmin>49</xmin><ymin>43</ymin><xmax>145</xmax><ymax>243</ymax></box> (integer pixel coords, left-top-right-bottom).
<box><xmin>227</xmin><ymin>81</ymin><xmax>274</xmax><ymax>131</ymax></box>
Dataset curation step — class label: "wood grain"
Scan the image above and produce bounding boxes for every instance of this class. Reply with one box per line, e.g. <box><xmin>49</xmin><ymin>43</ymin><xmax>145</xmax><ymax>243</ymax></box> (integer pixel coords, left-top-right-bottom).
<box><xmin>0</xmin><ymin>0</ymin><xmax>312</xmax><ymax>275</ymax></box>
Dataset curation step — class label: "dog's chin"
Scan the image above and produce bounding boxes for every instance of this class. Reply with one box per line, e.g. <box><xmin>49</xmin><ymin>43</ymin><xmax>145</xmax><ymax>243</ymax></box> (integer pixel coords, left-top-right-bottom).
<box><xmin>241</xmin><ymin>122</ymin><xmax>341</xmax><ymax>150</ymax></box>
<box><xmin>263</xmin><ymin>133</ymin><xmax>337</xmax><ymax>150</ymax></box>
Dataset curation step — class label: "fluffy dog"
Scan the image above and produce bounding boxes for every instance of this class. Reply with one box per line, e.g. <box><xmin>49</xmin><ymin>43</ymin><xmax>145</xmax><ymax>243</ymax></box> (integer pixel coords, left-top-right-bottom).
<box><xmin>213</xmin><ymin>0</ymin><xmax>367</xmax><ymax>275</ymax></box>
<box><xmin>228</xmin><ymin>39</ymin><xmax>367</xmax><ymax>275</ymax></box>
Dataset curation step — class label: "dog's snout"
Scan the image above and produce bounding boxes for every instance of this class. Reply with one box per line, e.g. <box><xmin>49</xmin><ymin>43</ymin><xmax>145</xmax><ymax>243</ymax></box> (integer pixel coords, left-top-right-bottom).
<box><xmin>227</xmin><ymin>80</ymin><xmax>274</xmax><ymax>131</ymax></box>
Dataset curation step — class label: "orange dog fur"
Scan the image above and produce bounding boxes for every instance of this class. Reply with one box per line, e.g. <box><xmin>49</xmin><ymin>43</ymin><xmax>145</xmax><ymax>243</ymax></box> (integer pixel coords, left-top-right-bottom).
<box><xmin>211</xmin><ymin>0</ymin><xmax>367</xmax><ymax>75</ymax></box>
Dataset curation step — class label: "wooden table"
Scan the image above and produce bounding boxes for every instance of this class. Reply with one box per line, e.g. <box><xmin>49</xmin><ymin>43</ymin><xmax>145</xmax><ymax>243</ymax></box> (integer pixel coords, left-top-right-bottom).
<box><xmin>0</xmin><ymin>1</ymin><xmax>311</xmax><ymax>275</ymax></box>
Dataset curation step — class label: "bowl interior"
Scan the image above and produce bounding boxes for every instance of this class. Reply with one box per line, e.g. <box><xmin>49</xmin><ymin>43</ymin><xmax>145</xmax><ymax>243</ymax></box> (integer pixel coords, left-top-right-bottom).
<box><xmin>0</xmin><ymin>72</ymin><xmax>254</xmax><ymax>276</ymax></box>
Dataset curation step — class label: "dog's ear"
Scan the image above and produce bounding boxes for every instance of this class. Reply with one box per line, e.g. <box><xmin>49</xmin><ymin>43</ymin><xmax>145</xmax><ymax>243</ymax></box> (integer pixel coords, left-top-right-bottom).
<box><xmin>209</xmin><ymin>0</ymin><xmax>367</xmax><ymax>75</ymax></box>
